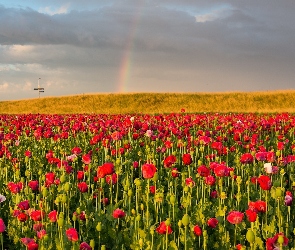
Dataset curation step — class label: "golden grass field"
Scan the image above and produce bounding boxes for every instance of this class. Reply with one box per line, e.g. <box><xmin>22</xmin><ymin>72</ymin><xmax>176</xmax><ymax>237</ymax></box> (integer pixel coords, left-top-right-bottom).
<box><xmin>0</xmin><ymin>90</ymin><xmax>295</xmax><ymax>114</ymax></box>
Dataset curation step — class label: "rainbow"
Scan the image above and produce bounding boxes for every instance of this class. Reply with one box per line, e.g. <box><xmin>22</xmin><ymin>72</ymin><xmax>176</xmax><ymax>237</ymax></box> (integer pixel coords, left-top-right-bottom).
<box><xmin>117</xmin><ymin>2</ymin><xmax>145</xmax><ymax>92</ymax></box>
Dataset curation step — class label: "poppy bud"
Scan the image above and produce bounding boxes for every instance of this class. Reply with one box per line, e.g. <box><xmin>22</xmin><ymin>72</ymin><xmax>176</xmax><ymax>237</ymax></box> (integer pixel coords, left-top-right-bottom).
<box><xmin>25</xmin><ymin>170</ymin><xmax>30</xmax><ymax>177</ymax></box>
<box><xmin>90</xmin><ymin>239</ymin><xmax>95</xmax><ymax>248</ymax></box>
<box><xmin>246</xmin><ymin>229</ymin><xmax>255</xmax><ymax>243</ymax></box>
<box><xmin>96</xmin><ymin>222</ymin><xmax>102</xmax><ymax>232</ymax></box>
<box><xmin>61</xmin><ymin>194</ymin><xmax>67</xmax><ymax>203</ymax></box>
<box><xmin>150</xmin><ymin>226</ymin><xmax>155</xmax><ymax>235</ymax></box>
<box><xmin>64</xmin><ymin>182</ymin><xmax>71</xmax><ymax>192</ymax></box>
<box><xmin>128</xmin><ymin>190</ymin><xmax>133</xmax><ymax>197</ymax></box>
<box><xmin>170</xmin><ymin>195</ymin><xmax>176</xmax><ymax>204</ymax></box>
<box><xmin>182</xmin><ymin>214</ymin><xmax>190</xmax><ymax>226</ymax></box>
<box><xmin>42</xmin><ymin>187</ymin><xmax>48</xmax><ymax>197</ymax></box>
<box><xmin>183</xmin><ymin>186</ymin><xmax>189</xmax><ymax>193</ymax></box>
<box><xmin>139</xmin><ymin>238</ymin><xmax>143</xmax><ymax>247</ymax></box>
<box><xmin>140</xmin><ymin>204</ymin><xmax>144</xmax><ymax>210</ymax></box>
<box><xmin>55</xmin><ymin>197</ymin><xmax>60</xmax><ymax>205</ymax></box>
<box><xmin>277</xmin><ymin>235</ymin><xmax>284</xmax><ymax>244</ymax></box>
<box><xmin>57</xmin><ymin>218</ymin><xmax>64</xmax><ymax>227</ymax></box>
<box><xmin>165</xmin><ymin>218</ymin><xmax>171</xmax><ymax>226</ymax></box>
<box><xmin>101</xmin><ymin>245</ymin><xmax>106</xmax><ymax>250</ymax></box>
<box><xmin>178</xmin><ymin>220</ymin><xmax>182</xmax><ymax>227</ymax></box>
<box><xmin>276</xmin><ymin>188</ymin><xmax>283</xmax><ymax>198</ymax></box>
<box><xmin>152</xmin><ymin>173</ymin><xmax>158</xmax><ymax>182</ymax></box>
<box><xmin>60</xmin><ymin>175</ymin><xmax>66</xmax><ymax>184</ymax></box>
<box><xmin>135</xmin><ymin>179</ymin><xmax>142</xmax><ymax>186</ymax></box>
<box><xmin>136</xmin><ymin>215</ymin><xmax>141</xmax><ymax>221</ymax></box>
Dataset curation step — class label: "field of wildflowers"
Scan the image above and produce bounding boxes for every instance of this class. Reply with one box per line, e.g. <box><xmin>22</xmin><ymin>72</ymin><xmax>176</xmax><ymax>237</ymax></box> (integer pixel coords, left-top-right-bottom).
<box><xmin>0</xmin><ymin>112</ymin><xmax>295</xmax><ymax>249</ymax></box>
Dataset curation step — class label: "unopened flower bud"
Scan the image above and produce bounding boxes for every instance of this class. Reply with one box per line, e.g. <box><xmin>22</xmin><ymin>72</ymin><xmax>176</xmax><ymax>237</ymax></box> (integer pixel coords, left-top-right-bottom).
<box><xmin>246</xmin><ymin>229</ymin><xmax>255</xmax><ymax>243</ymax></box>
<box><xmin>182</xmin><ymin>214</ymin><xmax>190</xmax><ymax>226</ymax></box>
<box><xmin>170</xmin><ymin>195</ymin><xmax>176</xmax><ymax>204</ymax></box>
<box><xmin>96</xmin><ymin>222</ymin><xmax>102</xmax><ymax>232</ymax></box>
<box><xmin>90</xmin><ymin>239</ymin><xmax>95</xmax><ymax>248</ymax></box>
<box><xmin>128</xmin><ymin>190</ymin><xmax>133</xmax><ymax>197</ymax></box>
<box><xmin>165</xmin><ymin>218</ymin><xmax>171</xmax><ymax>226</ymax></box>
<box><xmin>277</xmin><ymin>235</ymin><xmax>284</xmax><ymax>244</ymax></box>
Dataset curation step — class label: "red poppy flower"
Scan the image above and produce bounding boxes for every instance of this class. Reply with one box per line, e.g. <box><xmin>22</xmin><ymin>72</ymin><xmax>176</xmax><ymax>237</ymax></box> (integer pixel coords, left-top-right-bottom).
<box><xmin>207</xmin><ymin>218</ymin><xmax>218</xmax><ymax>228</ymax></box>
<box><xmin>71</xmin><ymin>147</ymin><xmax>82</xmax><ymax>155</ymax></box>
<box><xmin>277</xmin><ymin>141</ymin><xmax>285</xmax><ymax>150</ymax></box>
<box><xmin>77</xmin><ymin>182</ymin><xmax>88</xmax><ymax>193</ymax></box>
<box><xmin>193</xmin><ymin>225</ymin><xmax>202</xmax><ymax>236</ymax></box>
<box><xmin>28</xmin><ymin>180</ymin><xmax>39</xmax><ymax>191</ymax></box>
<box><xmin>185</xmin><ymin>177</ymin><xmax>195</xmax><ymax>187</ymax></box>
<box><xmin>111</xmin><ymin>131</ymin><xmax>122</xmax><ymax>141</ymax></box>
<box><xmin>97</xmin><ymin>162</ymin><xmax>115</xmax><ymax>178</ymax></box>
<box><xmin>73</xmin><ymin>211</ymin><xmax>86</xmax><ymax>221</ymax></box>
<box><xmin>236</xmin><ymin>244</ymin><xmax>245</xmax><ymax>250</ymax></box>
<box><xmin>7</xmin><ymin>182</ymin><xmax>23</xmax><ymax>193</ymax></box>
<box><xmin>163</xmin><ymin>155</ymin><xmax>177</xmax><ymax>168</ymax></box>
<box><xmin>37</xmin><ymin>229</ymin><xmax>47</xmax><ymax>239</ymax></box>
<box><xmin>210</xmin><ymin>190</ymin><xmax>218</xmax><ymax>198</ymax></box>
<box><xmin>21</xmin><ymin>238</ymin><xmax>38</xmax><ymax>250</ymax></box>
<box><xmin>240</xmin><ymin>153</ymin><xmax>254</xmax><ymax>164</ymax></box>
<box><xmin>227</xmin><ymin>211</ymin><xmax>244</xmax><ymax>224</ymax></box>
<box><xmin>17</xmin><ymin>213</ymin><xmax>28</xmax><ymax>222</ymax></box>
<box><xmin>255</xmin><ymin>151</ymin><xmax>267</xmax><ymax>161</ymax></box>
<box><xmin>245</xmin><ymin>209</ymin><xmax>257</xmax><ymax>222</ymax></box>
<box><xmin>45</xmin><ymin>172</ymin><xmax>55</xmax><ymax>187</ymax></box>
<box><xmin>113</xmin><ymin>208</ymin><xmax>126</xmax><ymax>219</ymax></box>
<box><xmin>66</xmin><ymin>228</ymin><xmax>79</xmax><ymax>242</ymax></box>
<box><xmin>205</xmin><ymin>175</ymin><xmax>216</xmax><ymax>186</ymax></box>
<box><xmin>214</xmin><ymin>164</ymin><xmax>229</xmax><ymax>177</ymax></box>
<box><xmin>266</xmin><ymin>152</ymin><xmax>275</xmax><ymax>162</ymax></box>
<box><xmin>80</xmin><ymin>242</ymin><xmax>92</xmax><ymax>250</ymax></box>
<box><xmin>77</xmin><ymin>171</ymin><xmax>84</xmax><ymax>181</ymax></box>
<box><xmin>33</xmin><ymin>223</ymin><xmax>43</xmax><ymax>232</ymax></box>
<box><xmin>25</xmin><ymin>150</ymin><xmax>32</xmax><ymax>158</ymax></box>
<box><xmin>142</xmin><ymin>163</ymin><xmax>157</xmax><ymax>179</ymax></box>
<box><xmin>258</xmin><ymin>175</ymin><xmax>272</xmax><ymax>190</ymax></box>
<box><xmin>182</xmin><ymin>153</ymin><xmax>192</xmax><ymax>165</ymax></box>
<box><xmin>82</xmin><ymin>154</ymin><xmax>91</xmax><ymax>164</ymax></box>
<box><xmin>150</xmin><ymin>185</ymin><xmax>156</xmax><ymax>194</ymax></box>
<box><xmin>285</xmin><ymin>194</ymin><xmax>293</xmax><ymax>206</ymax></box>
<box><xmin>133</xmin><ymin>161</ymin><xmax>139</xmax><ymax>168</ymax></box>
<box><xmin>0</xmin><ymin>218</ymin><xmax>6</xmax><ymax>233</ymax></box>
<box><xmin>30</xmin><ymin>210</ymin><xmax>45</xmax><ymax>221</ymax></box>
<box><xmin>272</xmin><ymin>232</ymin><xmax>289</xmax><ymax>247</ymax></box>
<box><xmin>101</xmin><ymin>198</ymin><xmax>109</xmax><ymax>205</ymax></box>
<box><xmin>171</xmin><ymin>168</ymin><xmax>179</xmax><ymax>178</ymax></box>
<box><xmin>156</xmin><ymin>222</ymin><xmax>173</xmax><ymax>234</ymax></box>
<box><xmin>197</xmin><ymin>165</ymin><xmax>210</xmax><ymax>177</ymax></box>
<box><xmin>255</xmin><ymin>200</ymin><xmax>267</xmax><ymax>213</ymax></box>
<box><xmin>105</xmin><ymin>173</ymin><xmax>117</xmax><ymax>185</ymax></box>
<box><xmin>18</xmin><ymin>200</ymin><xmax>30</xmax><ymax>210</ymax></box>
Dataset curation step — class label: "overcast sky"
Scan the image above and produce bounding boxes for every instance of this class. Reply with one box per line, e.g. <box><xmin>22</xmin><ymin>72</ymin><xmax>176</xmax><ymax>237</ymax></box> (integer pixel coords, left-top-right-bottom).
<box><xmin>0</xmin><ymin>0</ymin><xmax>294</xmax><ymax>101</ymax></box>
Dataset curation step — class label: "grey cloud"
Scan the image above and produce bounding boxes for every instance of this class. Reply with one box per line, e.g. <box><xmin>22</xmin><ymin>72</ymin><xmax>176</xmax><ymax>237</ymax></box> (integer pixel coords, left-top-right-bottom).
<box><xmin>0</xmin><ymin>1</ymin><xmax>295</xmax><ymax>100</ymax></box>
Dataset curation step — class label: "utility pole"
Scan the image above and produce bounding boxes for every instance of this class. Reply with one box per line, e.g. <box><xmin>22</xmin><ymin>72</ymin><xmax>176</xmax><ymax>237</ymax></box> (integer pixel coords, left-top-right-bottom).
<box><xmin>34</xmin><ymin>78</ymin><xmax>44</xmax><ymax>98</ymax></box>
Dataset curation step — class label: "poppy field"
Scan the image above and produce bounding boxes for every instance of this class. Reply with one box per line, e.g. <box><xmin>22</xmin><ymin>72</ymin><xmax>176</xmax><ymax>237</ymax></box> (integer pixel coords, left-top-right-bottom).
<box><xmin>0</xmin><ymin>112</ymin><xmax>295</xmax><ymax>249</ymax></box>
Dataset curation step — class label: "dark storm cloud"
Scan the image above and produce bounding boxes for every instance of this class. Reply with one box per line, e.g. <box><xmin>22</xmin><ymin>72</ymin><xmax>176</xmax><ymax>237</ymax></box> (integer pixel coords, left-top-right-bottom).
<box><xmin>0</xmin><ymin>1</ymin><xmax>295</xmax><ymax>100</ymax></box>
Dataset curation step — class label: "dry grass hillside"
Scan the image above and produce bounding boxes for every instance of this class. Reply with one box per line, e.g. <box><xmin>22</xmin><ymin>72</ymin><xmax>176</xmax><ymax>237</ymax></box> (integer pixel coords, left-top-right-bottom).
<box><xmin>0</xmin><ymin>90</ymin><xmax>295</xmax><ymax>114</ymax></box>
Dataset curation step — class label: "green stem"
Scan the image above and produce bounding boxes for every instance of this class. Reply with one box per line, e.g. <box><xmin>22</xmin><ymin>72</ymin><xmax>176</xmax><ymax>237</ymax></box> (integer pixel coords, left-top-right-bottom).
<box><xmin>184</xmin><ymin>226</ymin><xmax>187</xmax><ymax>250</ymax></box>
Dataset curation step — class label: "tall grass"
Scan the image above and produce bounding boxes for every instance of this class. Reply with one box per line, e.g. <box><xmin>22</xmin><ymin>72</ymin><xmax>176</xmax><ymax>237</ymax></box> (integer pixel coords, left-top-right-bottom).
<box><xmin>0</xmin><ymin>90</ymin><xmax>294</xmax><ymax>114</ymax></box>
